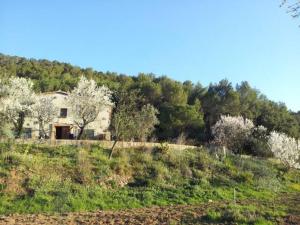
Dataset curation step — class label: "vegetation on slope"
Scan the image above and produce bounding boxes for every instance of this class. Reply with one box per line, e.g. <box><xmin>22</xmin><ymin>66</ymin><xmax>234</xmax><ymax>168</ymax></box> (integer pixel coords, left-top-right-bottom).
<box><xmin>0</xmin><ymin>143</ymin><xmax>299</xmax><ymax>224</ymax></box>
<box><xmin>1</xmin><ymin>53</ymin><xmax>300</xmax><ymax>144</ymax></box>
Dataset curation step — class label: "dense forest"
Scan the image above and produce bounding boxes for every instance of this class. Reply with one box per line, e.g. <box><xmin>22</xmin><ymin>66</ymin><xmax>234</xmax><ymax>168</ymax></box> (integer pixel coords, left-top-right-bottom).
<box><xmin>0</xmin><ymin>53</ymin><xmax>299</xmax><ymax>144</ymax></box>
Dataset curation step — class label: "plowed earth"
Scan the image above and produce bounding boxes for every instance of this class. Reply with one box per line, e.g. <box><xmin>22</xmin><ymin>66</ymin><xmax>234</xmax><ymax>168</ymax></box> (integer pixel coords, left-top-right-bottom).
<box><xmin>0</xmin><ymin>194</ymin><xmax>299</xmax><ymax>225</ymax></box>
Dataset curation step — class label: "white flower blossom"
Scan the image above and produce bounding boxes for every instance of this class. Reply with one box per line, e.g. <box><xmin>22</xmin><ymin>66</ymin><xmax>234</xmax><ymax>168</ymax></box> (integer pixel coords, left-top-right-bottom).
<box><xmin>68</xmin><ymin>76</ymin><xmax>113</xmax><ymax>139</ymax></box>
<box><xmin>32</xmin><ymin>96</ymin><xmax>58</xmax><ymax>138</ymax></box>
<box><xmin>268</xmin><ymin>131</ymin><xmax>300</xmax><ymax>169</ymax></box>
<box><xmin>0</xmin><ymin>77</ymin><xmax>36</xmax><ymax>137</ymax></box>
<box><xmin>212</xmin><ymin>115</ymin><xmax>254</xmax><ymax>151</ymax></box>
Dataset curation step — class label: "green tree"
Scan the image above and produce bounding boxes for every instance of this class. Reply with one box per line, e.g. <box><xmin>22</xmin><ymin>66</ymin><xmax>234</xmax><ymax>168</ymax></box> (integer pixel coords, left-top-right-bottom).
<box><xmin>202</xmin><ymin>79</ymin><xmax>240</xmax><ymax>139</ymax></box>
<box><xmin>157</xmin><ymin>101</ymin><xmax>204</xmax><ymax>142</ymax></box>
<box><xmin>256</xmin><ymin>101</ymin><xmax>299</xmax><ymax>138</ymax></box>
<box><xmin>158</xmin><ymin>77</ymin><xmax>188</xmax><ymax>105</ymax></box>
<box><xmin>236</xmin><ymin>81</ymin><xmax>261</xmax><ymax>120</ymax></box>
<box><xmin>110</xmin><ymin>90</ymin><xmax>158</xmax><ymax>158</ymax></box>
<box><xmin>188</xmin><ymin>82</ymin><xmax>207</xmax><ymax>105</ymax></box>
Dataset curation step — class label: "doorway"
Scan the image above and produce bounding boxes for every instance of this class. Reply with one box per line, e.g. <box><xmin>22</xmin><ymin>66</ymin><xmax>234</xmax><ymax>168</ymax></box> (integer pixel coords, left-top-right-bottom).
<box><xmin>55</xmin><ymin>126</ymin><xmax>70</xmax><ymax>139</ymax></box>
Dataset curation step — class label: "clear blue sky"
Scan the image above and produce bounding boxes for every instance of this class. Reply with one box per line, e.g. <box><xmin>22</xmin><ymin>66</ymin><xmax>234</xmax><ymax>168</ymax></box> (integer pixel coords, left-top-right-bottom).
<box><xmin>1</xmin><ymin>0</ymin><xmax>300</xmax><ymax>111</ymax></box>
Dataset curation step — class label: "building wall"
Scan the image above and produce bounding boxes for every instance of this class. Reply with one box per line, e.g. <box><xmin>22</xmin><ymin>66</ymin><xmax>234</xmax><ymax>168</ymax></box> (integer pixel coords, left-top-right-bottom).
<box><xmin>23</xmin><ymin>91</ymin><xmax>112</xmax><ymax>140</ymax></box>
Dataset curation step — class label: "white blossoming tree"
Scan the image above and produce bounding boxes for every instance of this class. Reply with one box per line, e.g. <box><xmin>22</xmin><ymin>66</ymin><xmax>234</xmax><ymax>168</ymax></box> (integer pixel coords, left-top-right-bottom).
<box><xmin>68</xmin><ymin>76</ymin><xmax>113</xmax><ymax>140</ymax></box>
<box><xmin>211</xmin><ymin>115</ymin><xmax>254</xmax><ymax>153</ymax></box>
<box><xmin>33</xmin><ymin>96</ymin><xmax>58</xmax><ymax>138</ymax></box>
<box><xmin>268</xmin><ymin>131</ymin><xmax>300</xmax><ymax>169</ymax></box>
<box><xmin>0</xmin><ymin>77</ymin><xmax>36</xmax><ymax>138</ymax></box>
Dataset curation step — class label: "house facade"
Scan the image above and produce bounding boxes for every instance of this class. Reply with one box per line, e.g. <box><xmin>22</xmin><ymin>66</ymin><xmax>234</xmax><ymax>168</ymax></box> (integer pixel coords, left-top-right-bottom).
<box><xmin>23</xmin><ymin>91</ymin><xmax>112</xmax><ymax>140</ymax></box>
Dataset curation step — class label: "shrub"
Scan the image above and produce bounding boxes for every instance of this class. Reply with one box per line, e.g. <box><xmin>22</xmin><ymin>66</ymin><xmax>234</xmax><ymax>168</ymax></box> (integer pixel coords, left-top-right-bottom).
<box><xmin>211</xmin><ymin>115</ymin><xmax>254</xmax><ymax>154</ymax></box>
<box><xmin>234</xmin><ymin>171</ymin><xmax>254</xmax><ymax>184</ymax></box>
<box><xmin>204</xmin><ymin>210</ymin><xmax>222</xmax><ymax>221</ymax></box>
<box><xmin>156</xmin><ymin>142</ymin><xmax>170</xmax><ymax>154</ymax></box>
<box><xmin>244</xmin><ymin>126</ymin><xmax>272</xmax><ymax>157</ymax></box>
<box><xmin>268</xmin><ymin>131</ymin><xmax>300</xmax><ymax>169</ymax></box>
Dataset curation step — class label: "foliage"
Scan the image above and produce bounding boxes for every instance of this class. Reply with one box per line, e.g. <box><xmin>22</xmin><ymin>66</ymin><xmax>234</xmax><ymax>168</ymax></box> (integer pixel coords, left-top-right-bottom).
<box><xmin>202</xmin><ymin>79</ymin><xmax>240</xmax><ymax>139</ymax></box>
<box><xmin>0</xmin><ymin>143</ymin><xmax>298</xmax><ymax>217</ymax></box>
<box><xmin>32</xmin><ymin>96</ymin><xmax>58</xmax><ymax>138</ymax></box>
<box><xmin>244</xmin><ymin>125</ymin><xmax>272</xmax><ymax>157</ymax></box>
<box><xmin>0</xmin><ymin>77</ymin><xmax>36</xmax><ymax>138</ymax></box>
<box><xmin>203</xmin><ymin>204</ymin><xmax>278</xmax><ymax>224</ymax></box>
<box><xmin>211</xmin><ymin>115</ymin><xmax>254</xmax><ymax>153</ymax></box>
<box><xmin>135</xmin><ymin>104</ymin><xmax>159</xmax><ymax>141</ymax></box>
<box><xmin>256</xmin><ymin>101</ymin><xmax>300</xmax><ymax>139</ymax></box>
<box><xmin>0</xmin><ymin>54</ymin><xmax>300</xmax><ymax>142</ymax></box>
<box><xmin>157</xmin><ymin>102</ymin><xmax>204</xmax><ymax>142</ymax></box>
<box><xmin>111</xmin><ymin>90</ymin><xmax>158</xmax><ymax>142</ymax></box>
<box><xmin>268</xmin><ymin>131</ymin><xmax>300</xmax><ymax>169</ymax></box>
<box><xmin>110</xmin><ymin>90</ymin><xmax>158</xmax><ymax>158</ymax></box>
<box><xmin>111</xmin><ymin>90</ymin><xmax>141</xmax><ymax>142</ymax></box>
<box><xmin>68</xmin><ymin>76</ymin><xmax>113</xmax><ymax>139</ymax></box>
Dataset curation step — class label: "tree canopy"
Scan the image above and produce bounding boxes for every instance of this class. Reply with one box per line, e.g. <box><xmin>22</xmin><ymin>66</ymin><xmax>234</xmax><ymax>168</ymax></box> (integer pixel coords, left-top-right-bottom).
<box><xmin>1</xmin><ymin>53</ymin><xmax>299</xmax><ymax>143</ymax></box>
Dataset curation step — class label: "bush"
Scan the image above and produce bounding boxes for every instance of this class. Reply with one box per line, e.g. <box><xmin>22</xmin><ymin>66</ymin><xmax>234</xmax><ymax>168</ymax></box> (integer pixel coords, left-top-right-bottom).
<box><xmin>268</xmin><ymin>131</ymin><xmax>300</xmax><ymax>169</ymax></box>
<box><xmin>211</xmin><ymin>115</ymin><xmax>254</xmax><ymax>154</ymax></box>
<box><xmin>244</xmin><ymin>126</ymin><xmax>272</xmax><ymax>157</ymax></box>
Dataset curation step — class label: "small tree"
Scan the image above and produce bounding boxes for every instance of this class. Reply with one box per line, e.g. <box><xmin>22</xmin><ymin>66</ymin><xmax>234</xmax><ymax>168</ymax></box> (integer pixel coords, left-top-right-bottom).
<box><xmin>110</xmin><ymin>91</ymin><xmax>158</xmax><ymax>159</ymax></box>
<box><xmin>33</xmin><ymin>96</ymin><xmax>58</xmax><ymax>138</ymax></box>
<box><xmin>211</xmin><ymin>115</ymin><xmax>254</xmax><ymax>154</ymax></box>
<box><xmin>268</xmin><ymin>131</ymin><xmax>300</xmax><ymax>169</ymax></box>
<box><xmin>110</xmin><ymin>91</ymin><xmax>138</xmax><ymax>158</ymax></box>
<box><xmin>68</xmin><ymin>76</ymin><xmax>113</xmax><ymax>140</ymax></box>
<box><xmin>0</xmin><ymin>77</ymin><xmax>36</xmax><ymax>138</ymax></box>
<box><xmin>135</xmin><ymin>104</ymin><xmax>159</xmax><ymax>141</ymax></box>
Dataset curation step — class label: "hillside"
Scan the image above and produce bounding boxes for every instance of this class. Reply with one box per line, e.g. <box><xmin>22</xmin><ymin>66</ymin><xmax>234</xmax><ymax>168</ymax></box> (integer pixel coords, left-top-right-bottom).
<box><xmin>1</xmin><ymin>53</ymin><xmax>300</xmax><ymax>144</ymax></box>
<box><xmin>0</xmin><ymin>143</ymin><xmax>299</xmax><ymax>224</ymax></box>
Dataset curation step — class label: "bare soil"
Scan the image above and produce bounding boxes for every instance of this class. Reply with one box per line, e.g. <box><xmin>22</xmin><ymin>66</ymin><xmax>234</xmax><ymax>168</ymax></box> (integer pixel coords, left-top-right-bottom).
<box><xmin>0</xmin><ymin>194</ymin><xmax>299</xmax><ymax>225</ymax></box>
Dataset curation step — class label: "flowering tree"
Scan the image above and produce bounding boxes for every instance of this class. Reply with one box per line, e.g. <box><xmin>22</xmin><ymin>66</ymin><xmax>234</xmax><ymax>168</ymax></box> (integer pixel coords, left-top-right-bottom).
<box><xmin>211</xmin><ymin>115</ymin><xmax>254</xmax><ymax>153</ymax></box>
<box><xmin>0</xmin><ymin>77</ymin><xmax>36</xmax><ymax>138</ymax></box>
<box><xmin>268</xmin><ymin>131</ymin><xmax>300</xmax><ymax>169</ymax></box>
<box><xmin>68</xmin><ymin>76</ymin><xmax>113</xmax><ymax>139</ymax></box>
<box><xmin>33</xmin><ymin>96</ymin><xmax>58</xmax><ymax>138</ymax></box>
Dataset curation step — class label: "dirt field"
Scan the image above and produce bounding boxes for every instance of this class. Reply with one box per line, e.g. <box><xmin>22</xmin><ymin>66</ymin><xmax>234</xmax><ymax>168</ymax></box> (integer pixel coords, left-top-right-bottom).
<box><xmin>0</xmin><ymin>204</ymin><xmax>210</xmax><ymax>225</ymax></box>
<box><xmin>0</xmin><ymin>199</ymin><xmax>299</xmax><ymax>225</ymax></box>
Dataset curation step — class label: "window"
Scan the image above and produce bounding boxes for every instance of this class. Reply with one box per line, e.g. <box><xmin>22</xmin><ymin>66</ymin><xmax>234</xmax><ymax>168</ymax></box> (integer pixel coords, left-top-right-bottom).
<box><xmin>60</xmin><ymin>108</ymin><xmax>68</xmax><ymax>118</ymax></box>
<box><xmin>82</xmin><ymin>129</ymin><xmax>95</xmax><ymax>139</ymax></box>
<box><xmin>22</xmin><ymin>128</ymin><xmax>32</xmax><ymax>139</ymax></box>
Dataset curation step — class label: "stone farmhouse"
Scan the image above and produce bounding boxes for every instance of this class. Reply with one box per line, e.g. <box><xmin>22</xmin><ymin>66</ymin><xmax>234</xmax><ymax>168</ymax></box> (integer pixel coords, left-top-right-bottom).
<box><xmin>23</xmin><ymin>91</ymin><xmax>112</xmax><ymax>140</ymax></box>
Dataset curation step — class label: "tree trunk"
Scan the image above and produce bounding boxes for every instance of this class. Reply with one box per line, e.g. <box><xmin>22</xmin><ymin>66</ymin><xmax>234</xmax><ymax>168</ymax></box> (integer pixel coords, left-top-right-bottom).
<box><xmin>109</xmin><ymin>140</ymin><xmax>118</xmax><ymax>159</ymax></box>
<box><xmin>15</xmin><ymin>112</ymin><xmax>25</xmax><ymax>138</ymax></box>
<box><xmin>39</xmin><ymin>121</ymin><xmax>46</xmax><ymax>139</ymax></box>
<box><xmin>77</xmin><ymin>126</ymin><xmax>85</xmax><ymax>140</ymax></box>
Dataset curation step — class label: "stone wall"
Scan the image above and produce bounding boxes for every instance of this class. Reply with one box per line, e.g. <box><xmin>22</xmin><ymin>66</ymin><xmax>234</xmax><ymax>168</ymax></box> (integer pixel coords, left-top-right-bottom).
<box><xmin>13</xmin><ymin>139</ymin><xmax>198</xmax><ymax>151</ymax></box>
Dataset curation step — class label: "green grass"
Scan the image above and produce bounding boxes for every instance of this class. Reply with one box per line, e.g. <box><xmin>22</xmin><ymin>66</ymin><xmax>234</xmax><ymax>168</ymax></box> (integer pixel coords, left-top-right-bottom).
<box><xmin>0</xmin><ymin>142</ymin><xmax>299</xmax><ymax>224</ymax></box>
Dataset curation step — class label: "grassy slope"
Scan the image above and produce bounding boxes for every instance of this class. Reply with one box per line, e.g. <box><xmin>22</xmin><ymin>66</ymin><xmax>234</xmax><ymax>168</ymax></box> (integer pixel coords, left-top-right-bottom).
<box><xmin>0</xmin><ymin>143</ymin><xmax>299</xmax><ymax>224</ymax></box>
